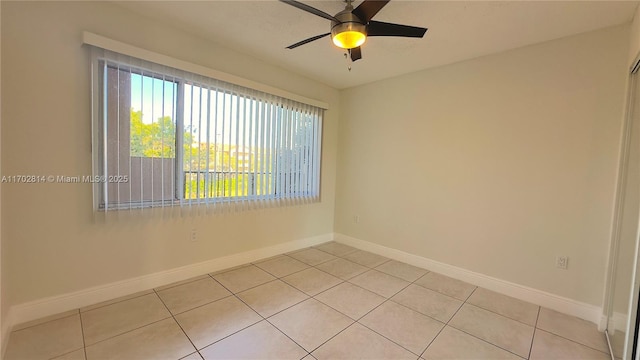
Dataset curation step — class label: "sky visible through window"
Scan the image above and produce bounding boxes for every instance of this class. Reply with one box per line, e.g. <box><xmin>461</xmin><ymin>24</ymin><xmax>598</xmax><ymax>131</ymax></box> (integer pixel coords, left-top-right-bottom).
<box><xmin>130</xmin><ymin>72</ymin><xmax>258</xmax><ymax>147</ymax></box>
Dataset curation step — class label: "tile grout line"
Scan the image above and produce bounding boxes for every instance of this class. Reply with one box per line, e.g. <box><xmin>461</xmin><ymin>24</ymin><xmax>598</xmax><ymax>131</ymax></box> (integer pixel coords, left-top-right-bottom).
<box><xmin>366</xmin><ymin>268</ymin><xmax>430</xmax><ymax>317</ymax></box>
<box><xmin>343</xmin><ymin>267</ymin><xmax>439</xmax><ymax>357</ymax></box>
<box><xmin>455</xmin><ymin>285</ymin><xmax>477</xmax><ymax>318</ymax></box>
<box><xmin>306</xmin><ymin>245</ymin><xmax>389</xmax><ymax>280</ymax></box>
<box><xmin>154</xmin><ymin>272</ymin><xmax>240</xmax><ymax>317</ymax></box>
<box><xmin>81</xmin><ymin>315</ymin><xmax>174</xmax><ymax>349</ymax></box>
<box><xmin>299</xmin><ymin>277</ymin><xmax>346</xmax><ymax>298</ymax></box>
<box><xmin>396</xmin><ymin>271</ymin><xmax>544</xmax><ymax>332</ymax></box>
<box><xmin>311</xmin><ymin>260</ymin><xmax>368</xmax><ymax>280</ymax></box>
<box><xmin>193</xmin><ymin>318</ymin><xmax>262</xmax><ymax>355</ymax></box>
<box><xmin>78</xmin><ymin>310</ymin><xmax>88</xmax><ymax>360</ymax></box>
<box><xmin>238</xmin><ymin>296</ymin><xmax>313</xmax><ymax>357</ymax></box>
<box><xmin>285</xmin><ymin>248</ymin><xmax>341</xmax><ymax>265</ymax></box>
<box><xmin>263</xmin><ymin>315</ymin><xmax>313</xmax><ymax>358</ymax></box>
<box><xmin>311</xmin><ymin>243</ymin><xmax>359</xmax><ymax>258</ymax></box>
<box><xmin>470</xmin><ymin>329</ymin><xmax>537</xmax><ymax>357</ymax></box>
<box><xmin>533</xmin><ymin>309</ymin><xmax>611</xmax><ymax>354</ymax></box>
<box><xmin>315</xmin><ymin>252</ymin><xmax>420</xmax><ymax>309</ymax></box>
<box><xmin>444</xmin><ymin>325</ymin><xmax>529</xmax><ymax>360</ymax></box>
<box><xmin>417</xmin><ymin>279</ymin><xmax>478</xmax><ymax>359</ymax></box>
<box><xmin>156</xmin><ymin>275</ymin><xmax>212</xmax><ymax>293</ymax></box>
<box><xmin>465</xmin><ymin>293</ymin><xmax>542</xmax><ymax>328</ymax></box>
<box><xmin>437</xmin><ymin>286</ymin><xmax>531</xmax><ymax>359</ymax></box>
<box><xmin>460</xmin><ymin>302</ymin><xmax>538</xmax><ymax>328</ymax></box>
<box><xmin>165</xmin><ymin>292</ymin><xmax>236</xmax><ymax>317</ymax></box>
<box><xmin>302</xmin><ymin>320</ymin><xmax>359</xmax><ymax>355</ymax></box>
<box><xmin>350</xmin><ymin>261</ymin><xmax>480</xmax><ymax>358</ymax></box>
<box><xmin>79</xmin><ymin>290</ymin><xmax>155</xmax><ymax>314</ymax></box>
<box><xmin>79</xmin><ymin>289</ymin><xmax>175</xmax><ymax>349</ymax></box>
<box><xmin>418</xmin><ymin>323</ymin><xmax>446</xmax><ymax>359</ymax></box>
<box><xmin>46</xmin><ymin>311</ymin><xmax>87</xmax><ymax>360</ymax></box>
<box><xmin>355</xmin><ymin>308</ymin><xmax>432</xmax><ymax>357</ymax></box>
<box><xmin>284</xmin><ymin>250</ymin><xmax>416</xmax><ymax>356</ymax></box>
<box><xmin>212</xmin><ymin>267</ymin><xmax>278</xmax><ymax>293</ymax></box>
<box><xmin>280</xmin><ymin>269</ymin><xmax>344</xmax><ymax>295</ymax></box>
<box><xmin>207</xmin><ymin>272</ymin><xmax>313</xmax><ymax>358</ymax></box>
<box><xmin>527</xmin><ymin>306</ymin><xmax>542</xmax><ymax>359</ymax></box>
<box><xmin>209</xmin><ymin>263</ymin><xmax>253</xmax><ymax>277</ymax></box>
<box><xmin>534</xmin><ymin>327</ymin><xmax>612</xmax><ymax>356</ymax></box>
<box><xmin>343</xmin><ymin>269</ymin><xmax>433</xmax><ymax>320</ymax></box>
<box><xmin>253</xmin><ymin>257</ymin><xmax>312</xmax><ymax>279</ymax></box>
<box><xmin>9</xmin><ymin>311</ymin><xmax>80</xmax><ymax>334</ymax></box>
<box><xmin>371</xmin><ymin>260</ymin><xmax>429</xmax><ymax>279</ymax></box>
<box><xmin>152</xmin><ymin>288</ymin><xmax>199</xmax><ymax>356</ymax></box>
<box><xmin>185</xmin><ymin>290</ymin><xmax>262</xmax><ymax>353</ymax></box>
<box><xmin>243</xmin><ymin>251</ymin><xmax>360</xmax><ymax>306</ymax></box>
<box><xmin>209</xmin><ymin>272</ymin><xmax>314</xmax><ymax>319</ymax></box>
<box><xmin>473</xmin><ymin>301</ymin><xmax>606</xmax><ymax>353</ymax></box>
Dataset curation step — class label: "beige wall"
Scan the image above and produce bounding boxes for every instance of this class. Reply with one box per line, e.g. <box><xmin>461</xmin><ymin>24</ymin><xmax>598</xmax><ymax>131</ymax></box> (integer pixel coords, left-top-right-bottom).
<box><xmin>1</xmin><ymin>2</ymin><xmax>339</xmax><ymax>306</ymax></box>
<box><xmin>629</xmin><ymin>5</ymin><xmax>640</xmax><ymax>66</ymax></box>
<box><xmin>336</xmin><ymin>25</ymin><xmax>629</xmax><ymax>306</ymax></box>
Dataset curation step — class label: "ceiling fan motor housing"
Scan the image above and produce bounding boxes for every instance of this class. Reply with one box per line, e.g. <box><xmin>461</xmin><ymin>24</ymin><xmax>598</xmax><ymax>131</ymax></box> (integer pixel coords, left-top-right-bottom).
<box><xmin>331</xmin><ymin>10</ymin><xmax>367</xmax><ymax>49</ymax></box>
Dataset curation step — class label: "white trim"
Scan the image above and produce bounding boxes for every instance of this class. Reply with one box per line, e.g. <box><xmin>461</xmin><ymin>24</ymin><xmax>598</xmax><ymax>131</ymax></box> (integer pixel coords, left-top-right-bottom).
<box><xmin>7</xmin><ymin>233</ymin><xmax>331</xmax><ymax>328</ymax></box>
<box><xmin>623</xmin><ymin>217</ymin><xmax>640</xmax><ymax>359</ymax></box>
<box><xmin>602</xmin><ymin>69</ymin><xmax>637</xmax><ymax>329</ymax></box>
<box><xmin>611</xmin><ymin>311</ymin><xmax>630</xmax><ymax>333</ymax></box>
<box><xmin>82</xmin><ymin>32</ymin><xmax>329</xmax><ymax>110</ymax></box>
<box><xmin>602</xmin><ymin>314</ymin><xmax>611</xmax><ymax>332</ymax></box>
<box><xmin>334</xmin><ymin>233</ymin><xmax>604</xmax><ymax>326</ymax></box>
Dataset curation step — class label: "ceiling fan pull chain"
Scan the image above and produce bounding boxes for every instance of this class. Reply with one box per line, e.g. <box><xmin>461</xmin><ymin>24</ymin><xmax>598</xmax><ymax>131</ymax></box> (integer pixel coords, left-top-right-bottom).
<box><xmin>345</xmin><ymin>51</ymin><xmax>353</xmax><ymax>71</ymax></box>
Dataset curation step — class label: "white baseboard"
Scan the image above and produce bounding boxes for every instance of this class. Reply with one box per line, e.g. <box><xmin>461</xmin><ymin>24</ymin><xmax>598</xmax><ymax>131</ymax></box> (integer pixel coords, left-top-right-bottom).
<box><xmin>7</xmin><ymin>233</ymin><xmax>332</xmax><ymax>330</ymax></box>
<box><xmin>4</xmin><ymin>230</ymin><xmax>606</xmax><ymax>355</ymax></box>
<box><xmin>334</xmin><ymin>233</ymin><xmax>604</xmax><ymax>326</ymax></box>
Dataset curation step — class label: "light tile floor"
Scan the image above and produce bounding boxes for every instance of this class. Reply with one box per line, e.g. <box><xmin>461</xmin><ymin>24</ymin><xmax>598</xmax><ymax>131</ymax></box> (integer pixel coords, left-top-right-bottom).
<box><xmin>5</xmin><ymin>242</ymin><xmax>611</xmax><ymax>360</ymax></box>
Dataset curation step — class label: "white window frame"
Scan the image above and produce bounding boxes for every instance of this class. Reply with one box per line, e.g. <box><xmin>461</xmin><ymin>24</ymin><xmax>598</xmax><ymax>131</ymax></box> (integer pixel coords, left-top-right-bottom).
<box><xmin>86</xmin><ymin>33</ymin><xmax>326</xmax><ymax>212</ymax></box>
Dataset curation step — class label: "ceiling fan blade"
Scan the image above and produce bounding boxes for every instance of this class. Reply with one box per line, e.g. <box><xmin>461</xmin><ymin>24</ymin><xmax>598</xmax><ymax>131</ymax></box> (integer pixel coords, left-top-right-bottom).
<box><xmin>367</xmin><ymin>20</ymin><xmax>427</xmax><ymax>38</ymax></box>
<box><xmin>279</xmin><ymin>0</ymin><xmax>338</xmax><ymax>22</ymax></box>
<box><xmin>352</xmin><ymin>0</ymin><xmax>390</xmax><ymax>22</ymax></box>
<box><xmin>286</xmin><ymin>33</ymin><xmax>331</xmax><ymax>49</ymax></box>
<box><xmin>350</xmin><ymin>47</ymin><xmax>362</xmax><ymax>62</ymax></box>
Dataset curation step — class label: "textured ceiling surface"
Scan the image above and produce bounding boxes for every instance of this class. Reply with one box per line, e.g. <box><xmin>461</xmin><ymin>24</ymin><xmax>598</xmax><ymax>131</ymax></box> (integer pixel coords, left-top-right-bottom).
<box><xmin>118</xmin><ymin>1</ymin><xmax>638</xmax><ymax>89</ymax></box>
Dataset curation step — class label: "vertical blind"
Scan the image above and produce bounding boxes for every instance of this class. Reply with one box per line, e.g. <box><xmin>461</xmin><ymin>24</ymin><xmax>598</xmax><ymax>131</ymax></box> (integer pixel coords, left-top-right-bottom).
<box><xmin>91</xmin><ymin>48</ymin><xmax>323</xmax><ymax>214</ymax></box>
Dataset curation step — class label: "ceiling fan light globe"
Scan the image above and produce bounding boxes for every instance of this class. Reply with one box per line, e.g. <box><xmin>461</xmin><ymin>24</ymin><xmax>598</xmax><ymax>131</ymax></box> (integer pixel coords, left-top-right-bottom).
<box><xmin>331</xmin><ymin>19</ymin><xmax>366</xmax><ymax>49</ymax></box>
<box><xmin>332</xmin><ymin>30</ymin><xmax>366</xmax><ymax>49</ymax></box>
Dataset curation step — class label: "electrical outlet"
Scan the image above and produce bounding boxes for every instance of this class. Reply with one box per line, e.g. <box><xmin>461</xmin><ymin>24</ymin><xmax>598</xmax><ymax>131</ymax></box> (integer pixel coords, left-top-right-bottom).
<box><xmin>190</xmin><ymin>228</ymin><xmax>197</xmax><ymax>242</ymax></box>
<box><xmin>354</xmin><ymin>215</ymin><xmax>360</xmax><ymax>223</ymax></box>
<box><xmin>556</xmin><ymin>256</ymin><xmax>568</xmax><ymax>270</ymax></box>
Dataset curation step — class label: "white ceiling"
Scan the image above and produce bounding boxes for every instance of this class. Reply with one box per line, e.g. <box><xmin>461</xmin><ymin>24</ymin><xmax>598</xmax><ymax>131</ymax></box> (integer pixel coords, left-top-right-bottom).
<box><xmin>117</xmin><ymin>1</ymin><xmax>639</xmax><ymax>89</ymax></box>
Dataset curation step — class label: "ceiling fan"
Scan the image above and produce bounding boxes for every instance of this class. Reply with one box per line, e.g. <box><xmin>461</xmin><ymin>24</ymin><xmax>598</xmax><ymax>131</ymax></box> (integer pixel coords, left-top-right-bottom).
<box><xmin>280</xmin><ymin>0</ymin><xmax>428</xmax><ymax>62</ymax></box>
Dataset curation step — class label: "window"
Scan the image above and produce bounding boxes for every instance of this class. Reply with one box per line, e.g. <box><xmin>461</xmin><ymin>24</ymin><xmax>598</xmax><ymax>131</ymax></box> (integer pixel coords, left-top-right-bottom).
<box><xmin>91</xmin><ymin>49</ymin><xmax>323</xmax><ymax>211</ymax></box>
